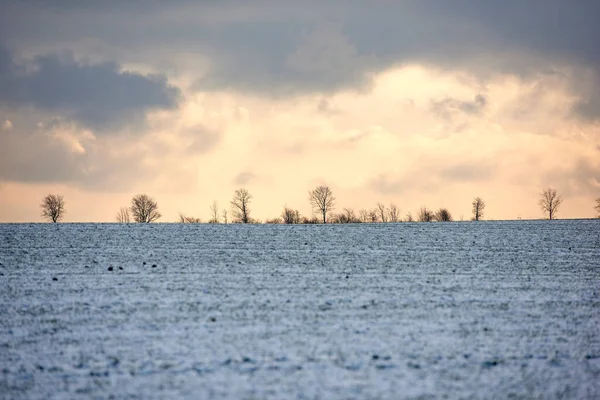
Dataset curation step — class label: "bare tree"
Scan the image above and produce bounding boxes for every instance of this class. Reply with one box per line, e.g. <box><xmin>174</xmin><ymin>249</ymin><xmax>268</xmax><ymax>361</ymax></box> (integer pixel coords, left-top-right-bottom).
<box><xmin>418</xmin><ymin>207</ymin><xmax>434</xmax><ymax>222</ymax></box>
<box><xmin>308</xmin><ymin>185</ymin><xmax>335</xmax><ymax>223</ymax></box>
<box><xmin>265</xmin><ymin>217</ymin><xmax>282</xmax><ymax>224</ymax></box>
<box><xmin>388</xmin><ymin>203</ymin><xmax>400</xmax><ymax>222</ymax></box>
<box><xmin>595</xmin><ymin>197</ymin><xmax>600</xmax><ymax>218</ymax></box>
<box><xmin>231</xmin><ymin>188</ymin><xmax>252</xmax><ymax>223</ymax></box>
<box><xmin>332</xmin><ymin>208</ymin><xmax>359</xmax><ymax>223</ymax></box>
<box><xmin>116</xmin><ymin>207</ymin><xmax>130</xmax><ymax>223</ymax></box>
<box><xmin>539</xmin><ymin>188</ymin><xmax>563</xmax><ymax>220</ymax></box>
<box><xmin>344</xmin><ymin>208</ymin><xmax>359</xmax><ymax>223</ymax></box>
<box><xmin>376</xmin><ymin>202</ymin><xmax>388</xmax><ymax>223</ymax></box>
<box><xmin>222</xmin><ymin>209</ymin><xmax>228</xmax><ymax>224</ymax></box>
<box><xmin>209</xmin><ymin>200</ymin><xmax>220</xmax><ymax>224</ymax></box>
<box><xmin>301</xmin><ymin>216</ymin><xmax>320</xmax><ymax>224</ymax></box>
<box><xmin>405</xmin><ymin>212</ymin><xmax>414</xmax><ymax>222</ymax></box>
<box><xmin>130</xmin><ymin>194</ymin><xmax>162</xmax><ymax>223</ymax></box>
<box><xmin>472</xmin><ymin>197</ymin><xmax>486</xmax><ymax>221</ymax></box>
<box><xmin>282</xmin><ymin>207</ymin><xmax>301</xmax><ymax>224</ymax></box>
<box><xmin>41</xmin><ymin>194</ymin><xmax>65</xmax><ymax>223</ymax></box>
<box><xmin>179</xmin><ymin>213</ymin><xmax>201</xmax><ymax>223</ymax></box>
<box><xmin>358</xmin><ymin>209</ymin><xmax>369</xmax><ymax>223</ymax></box>
<box><xmin>434</xmin><ymin>208</ymin><xmax>453</xmax><ymax>222</ymax></box>
<box><xmin>368</xmin><ymin>209</ymin><xmax>379</xmax><ymax>223</ymax></box>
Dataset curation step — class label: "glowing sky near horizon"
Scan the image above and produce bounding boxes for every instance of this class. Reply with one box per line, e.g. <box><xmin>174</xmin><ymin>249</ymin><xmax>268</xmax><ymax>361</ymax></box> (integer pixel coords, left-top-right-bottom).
<box><xmin>0</xmin><ymin>1</ymin><xmax>599</xmax><ymax>222</ymax></box>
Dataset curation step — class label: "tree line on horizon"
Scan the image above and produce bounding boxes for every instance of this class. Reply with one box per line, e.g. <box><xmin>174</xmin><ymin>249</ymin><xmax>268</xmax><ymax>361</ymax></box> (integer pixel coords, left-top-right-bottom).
<box><xmin>39</xmin><ymin>187</ymin><xmax>598</xmax><ymax>224</ymax></box>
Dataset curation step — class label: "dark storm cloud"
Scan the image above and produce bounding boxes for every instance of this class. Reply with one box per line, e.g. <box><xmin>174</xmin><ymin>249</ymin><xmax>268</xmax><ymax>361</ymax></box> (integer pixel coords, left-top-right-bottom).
<box><xmin>0</xmin><ymin>44</ymin><xmax>181</xmax><ymax>131</ymax></box>
<box><xmin>1</xmin><ymin>1</ymin><xmax>599</xmax><ymax>117</ymax></box>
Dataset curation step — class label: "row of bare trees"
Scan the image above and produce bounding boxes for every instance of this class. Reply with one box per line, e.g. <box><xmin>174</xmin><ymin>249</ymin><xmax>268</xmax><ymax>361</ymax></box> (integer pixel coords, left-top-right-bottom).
<box><xmin>39</xmin><ymin>188</ymin><xmax>598</xmax><ymax>223</ymax></box>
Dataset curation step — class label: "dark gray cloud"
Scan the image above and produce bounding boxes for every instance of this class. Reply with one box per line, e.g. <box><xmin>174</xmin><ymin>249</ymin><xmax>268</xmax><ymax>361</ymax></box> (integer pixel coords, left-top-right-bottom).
<box><xmin>0</xmin><ymin>43</ymin><xmax>181</xmax><ymax>131</ymax></box>
<box><xmin>1</xmin><ymin>1</ymin><xmax>599</xmax><ymax>118</ymax></box>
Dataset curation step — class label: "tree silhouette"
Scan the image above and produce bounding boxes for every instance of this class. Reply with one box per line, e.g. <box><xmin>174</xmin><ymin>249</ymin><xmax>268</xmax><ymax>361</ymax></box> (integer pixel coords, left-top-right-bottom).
<box><xmin>405</xmin><ymin>212</ymin><xmax>414</xmax><ymax>222</ymax></box>
<box><xmin>434</xmin><ymin>208</ymin><xmax>453</xmax><ymax>222</ymax></box>
<box><xmin>130</xmin><ymin>194</ymin><xmax>162</xmax><ymax>223</ymax></box>
<box><xmin>376</xmin><ymin>202</ymin><xmax>388</xmax><ymax>222</ymax></box>
<box><xmin>222</xmin><ymin>209</ymin><xmax>228</xmax><ymax>224</ymax></box>
<box><xmin>231</xmin><ymin>188</ymin><xmax>252</xmax><ymax>223</ymax></box>
<box><xmin>418</xmin><ymin>207</ymin><xmax>434</xmax><ymax>222</ymax></box>
<box><xmin>209</xmin><ymin>200</ymin><xmax>220</xmax><ymax>223</ymax></box>
<box><xmin>359</xmin><ymin>209</ymin><xmax>369</xmax><ymax>223</ymax></box>
<box><xmin>308</xmin><ymin>185</ymin><xmax>335</xmax><ymax>223</ymax></box>
<box><xmin>388</xmin><ymin>203</ymin><xmax>400</xmax><ymax>222</ymax></box>
<box><xmin>116</xmin><ymin>207</ymin><xmax>130</xmax><ymax>223</ymax></box>
<box><xmin>368</xmin><ymin>209</ymin><xmax>379</xmax><ymax>223</ymax></box>
<box><xmin>472</xmin><ymin>197</ymin><xmax>486</xmax><ymax>221</ymax></box>
<box><xmin>539</xmin><ymin>188</ymin><xmax>563</xmax><ymax>220</ymax></box>
<box><xmin>282</xmin><ymin>207</ymin><xmax>301</xmax><ymax>224</ymax></box>
<box><xmin>332</xmin><ymin>208</ymin><xmax>360</xmax><ymax>223</ymax></box>
<box><xmin>41</xmin><ymin>194</ymin><xmax>65</xmax><ymax>223</ymax></box>
<box><xmin>594</xmin><ymin>197</ymin><xmax>600</xmax><ymax>218</ymax></box>
<box><xmin>179</xmin><ymin>213</ymin><xmax>201</xmax><ymax>223</ymax></box>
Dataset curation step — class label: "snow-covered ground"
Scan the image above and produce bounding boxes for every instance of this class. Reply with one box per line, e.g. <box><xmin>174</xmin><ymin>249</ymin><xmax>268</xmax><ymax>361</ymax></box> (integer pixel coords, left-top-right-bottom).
<box><xmin>1</xmin><ymin>221</ymin><xmax>599</xmax><ymax>399</ymax></box>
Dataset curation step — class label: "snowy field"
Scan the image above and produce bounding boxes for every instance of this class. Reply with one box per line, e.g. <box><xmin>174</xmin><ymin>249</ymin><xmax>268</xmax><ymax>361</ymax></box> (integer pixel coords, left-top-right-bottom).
<box><xmin>1</xmin><ymin>221</ymin><xmax>599</xmax><ymax>399</ymax></box>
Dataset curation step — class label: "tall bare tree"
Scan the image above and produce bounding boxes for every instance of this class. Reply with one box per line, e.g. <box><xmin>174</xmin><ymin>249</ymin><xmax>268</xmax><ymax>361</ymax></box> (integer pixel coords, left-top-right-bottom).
<box><xmin>41</xmin><ymin>194</ymin><xmax>65</xmax><ymax>223</ymax></box>
<box><xmin>130</xmin><ymin>194</ymin><xmax>162</xmax><ymax>223</ymax></box>
<box><xmin>209</xmin><ymin>200</ymin><xmax>220</xmax><ymax>223</ymax></box>
<box><xmin>231</xmin><ymin>188</ymin><xmax>252</xmax><ymax>223</ymax></box>
<box><xmin>418</xmin><ymin>207</ymin><xmax>434</xmax><ymax>222</ymax></box>
<box><xmin>308</xmin><ymin>185</ymin><xmax>335</xmax><ymax>223</ymax></box>
<box><xmin>539</xmin><ymin>188</ymin><xmax>563</xmax><ymax>220</ymax></box>
<box><xmin>388</xmin><ymin>203</ymin><xmax>400</xmax><ymax>222</ymax></box>
<box><xmin>434</xmin><ymin>208</ymin><xmax>453</xmax><ymax>222</ymax></box>
<box><xmin>116</xmin><ymin>207</ymin><xmax>130</xmax><ymax>223</ymax></box>
<box><xmin>472</xmin><ymin>197</ymin><xmax>486</xmax><ymax>221</ymax></box>
<box><xmin>376</xmin><ymin>202</ymin><xmax>388</xmax><ymax>223</ymax></box>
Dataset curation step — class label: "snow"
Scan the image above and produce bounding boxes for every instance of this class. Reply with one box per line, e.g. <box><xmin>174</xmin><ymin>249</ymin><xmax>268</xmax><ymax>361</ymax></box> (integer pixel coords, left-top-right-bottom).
<box><xmin>1</xmin><ymin>221</ymin><xmax>599</xmax><ymax>399</ymax></box>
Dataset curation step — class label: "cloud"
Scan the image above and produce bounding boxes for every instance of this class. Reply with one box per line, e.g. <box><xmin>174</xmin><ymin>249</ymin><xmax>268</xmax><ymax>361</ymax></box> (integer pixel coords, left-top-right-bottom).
<box><xmin>0</xmin><ymin>43</ymin><xmax>182</xmax><ymax>131</ymax></box>
<box><xmin>1</xmin><ymin>120</ymin><xmax>12</xmax><ymax>131</ymax></box>
<box><xmin>440</xmin><ymin>162</ymin><xmax>494</xmax><ymax>182</ymax></box>
<box><xmin>431</xmin><ymin>94</ymin><xmax>487</xmax><ymax>120</ymax></box>
<box><xmin>369</xmin><ymin>159</ymin><xmax>497</xmax><ymax>195</ymax></box>
<box><xmin>184</xmin><ymin>125</ymin><xmax>222</xmax><ymax>155</ymax></box>
<box><xmin>3</xmin><ymin>1</ymin><xmax>598</xmax><ymax>120</ymax></box>
<box><xmin>0</xmin><ymin>118</ymin><xmax>176</xmax><ymax>191</ymax></box>
<box><xmin>543</xmin><ymin>157</ymin><xmax>600</xmax><ymax>197</ymax></box>
<box><xmin>233</xmin><ymin>172</ymin><xmax>257</xmax><ymax>185</ymax></box>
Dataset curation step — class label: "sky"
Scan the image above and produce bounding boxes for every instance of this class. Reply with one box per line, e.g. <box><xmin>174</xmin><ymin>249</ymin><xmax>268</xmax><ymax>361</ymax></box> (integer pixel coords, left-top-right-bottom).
<box><xmin>0</xmin><ymin>0</ymin><xmax>599</xmax><ymax>222</ymax></box>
